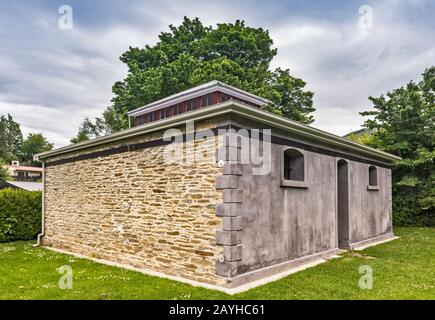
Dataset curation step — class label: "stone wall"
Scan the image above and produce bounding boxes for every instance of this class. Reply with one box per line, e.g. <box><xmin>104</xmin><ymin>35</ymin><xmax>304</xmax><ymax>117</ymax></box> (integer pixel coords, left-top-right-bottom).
<box><xmin>42</xmin><ymin>122</ymin><xmax>227</xmax><ymax>286</ymax></box>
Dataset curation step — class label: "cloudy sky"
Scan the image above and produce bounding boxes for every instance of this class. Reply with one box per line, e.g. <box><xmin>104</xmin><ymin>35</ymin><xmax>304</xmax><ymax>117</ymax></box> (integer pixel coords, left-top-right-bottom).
<box><xmin>0</xmin><ymin>0</ymin><xmax>434</xmax><ymax>147</ymax></box>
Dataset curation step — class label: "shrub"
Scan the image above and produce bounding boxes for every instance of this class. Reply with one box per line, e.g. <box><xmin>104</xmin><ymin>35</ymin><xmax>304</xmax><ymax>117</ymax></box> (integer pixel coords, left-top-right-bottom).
<box><xmin>0</xmin><ymin>188</ymin><xmax>42</xmax><ymax>242</ymax></box>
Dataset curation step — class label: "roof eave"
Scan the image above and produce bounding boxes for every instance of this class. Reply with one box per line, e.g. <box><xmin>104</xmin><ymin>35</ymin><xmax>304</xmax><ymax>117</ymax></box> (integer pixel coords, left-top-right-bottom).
<box><xmin>36</xmin><ymin>101</ymin><xmax>401</xmax><ymax>163</ymax></box>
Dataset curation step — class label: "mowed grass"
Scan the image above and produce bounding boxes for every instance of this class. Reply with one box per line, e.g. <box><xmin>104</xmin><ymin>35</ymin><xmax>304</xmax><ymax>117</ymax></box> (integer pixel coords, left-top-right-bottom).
<box><xmin>0</xmin><ymin>227</ymin><xmax>433</xmax><ymax>300</ymax></box>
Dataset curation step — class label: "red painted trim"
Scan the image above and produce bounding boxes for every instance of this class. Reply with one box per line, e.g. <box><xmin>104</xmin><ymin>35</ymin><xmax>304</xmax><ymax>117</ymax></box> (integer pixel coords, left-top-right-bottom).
<box><xmin>198</xmin><ymin>96</ymin><xmax>202</xmax><ymax>109</ymax></box>
<box><xmin>212</xmin><ymin>92</ymin><xmax>219</xmax><ymax>105</ymax></box>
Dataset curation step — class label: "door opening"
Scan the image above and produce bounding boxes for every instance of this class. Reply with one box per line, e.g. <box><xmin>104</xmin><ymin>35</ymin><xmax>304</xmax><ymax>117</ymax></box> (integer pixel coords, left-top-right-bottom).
<box><xmin>337</xmin><ymin>159</ymin><xmax>350</xmax><ymax>249</ymax></box>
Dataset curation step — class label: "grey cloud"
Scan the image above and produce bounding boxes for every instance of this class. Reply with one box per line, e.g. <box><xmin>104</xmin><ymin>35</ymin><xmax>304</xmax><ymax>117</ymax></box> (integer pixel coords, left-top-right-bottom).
<box><xmin>0</xmin><ymin>0</ymin><xmax>433</xmax><ymax>147</ymax></box>
<box><xmin>270</xmin><ymin>1</ymin><xmax>434</xmax><ymax>135</ymax></box>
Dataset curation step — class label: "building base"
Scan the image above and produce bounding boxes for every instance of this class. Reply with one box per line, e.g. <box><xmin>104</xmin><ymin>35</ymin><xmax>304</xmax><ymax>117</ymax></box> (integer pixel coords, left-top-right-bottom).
<box><xmin>349</xmin><ymin>232</ymin><xmax>396</xmax><ymax>251</ymax></box>
<box><xmin>40</xmin><ymin>233</ymin><xmax>398</xmax><ymax>295</ymax></box>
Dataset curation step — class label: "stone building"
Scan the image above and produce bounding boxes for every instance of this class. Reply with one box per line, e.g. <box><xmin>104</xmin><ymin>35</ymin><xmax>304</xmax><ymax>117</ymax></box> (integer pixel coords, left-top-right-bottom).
<box><xmin>35</xmin><ymin>81</ymin><xmax>400</xmax><ymax>290</ymax></box>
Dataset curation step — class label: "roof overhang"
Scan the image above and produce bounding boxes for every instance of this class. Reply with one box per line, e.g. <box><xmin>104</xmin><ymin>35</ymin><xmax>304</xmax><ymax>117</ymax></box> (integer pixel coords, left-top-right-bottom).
<box><xmin>127</xmin><ymin>80</ymin><xmax>272</xmax><ymax>117</ymax></box>
<box><xmin>36</xmin><ymin>101</ymin><xmax>401</xmax><ymax>163</ymax></box>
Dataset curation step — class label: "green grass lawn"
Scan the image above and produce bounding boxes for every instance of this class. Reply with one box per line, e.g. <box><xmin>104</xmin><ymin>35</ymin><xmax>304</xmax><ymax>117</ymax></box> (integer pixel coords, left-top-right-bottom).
<box><xmin>0</xmin><ymin>227</ymin><xmax>434</xmax><ymax>300</ymax></box>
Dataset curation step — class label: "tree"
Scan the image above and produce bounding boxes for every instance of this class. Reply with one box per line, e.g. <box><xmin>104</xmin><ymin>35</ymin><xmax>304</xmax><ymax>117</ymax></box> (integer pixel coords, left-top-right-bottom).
<box><xmin>0</xmin><ymin>162</ymin><xmax>9</xmax><ymax>182</ymax></box>
<box><xmin>20</xmin><ymin>133</ymin><xmax>54</xmax><ymax>166</ymax></box>
<box><xmin>0</xmin><ymin>114</ymin><xmax>23</xmax><ymax>163</ymax></box>
<box><xmin>72</xmin><ymin>17</ymin><xmax>314</xmax><ymax>141</ymax></box>
<box><xmin>360</xmin><ymin>66</ymin><xmax>434</xmax><ymax>226</ymax></box>
<box><xmin>70</xmin><ymin>106</ymin><xmax>127</xmax><ymax>143</ymax></box>
<box><xmin>344</xmin><ymin>128</ymin><xmax>374</xmax><ymax>145</ymax></box>
<box><xmin>70</xmin><ymin>130</ymin><xmax>89</xmax><ymax>144</ymax></box>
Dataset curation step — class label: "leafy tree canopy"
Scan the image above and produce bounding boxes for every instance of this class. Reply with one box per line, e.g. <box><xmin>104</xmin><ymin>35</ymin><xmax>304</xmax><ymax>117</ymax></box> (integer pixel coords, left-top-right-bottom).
<box><xmin>0</xmin><ymin>114</ymin><xmax>54</xmax><ymax>168</ymax></box>
<box><xmin>20</xmin><ymin>133</ymin><xmax>54</xmax><ymax>167</ymax></box>
<box><xmin>0</xmin><ymin>114</ymin><xmax>23</xmax><ymax>163</ymax></box>
<box><xmin>359</xmin><ymin>66</ymin><xmax>434</xmax><ymax>226</ymax></box>
<box><xmin>73</xmin><ymin>17</ymin><xmax>315</xmax><ymax>141</ymax></box>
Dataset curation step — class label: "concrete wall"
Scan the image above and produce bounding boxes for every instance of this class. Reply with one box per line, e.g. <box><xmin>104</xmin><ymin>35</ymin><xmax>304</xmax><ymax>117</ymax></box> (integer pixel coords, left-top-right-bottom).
<box><xmin>226</xmin><ymin>131</ymin><xmax>393</xmax><ymax>276</ymax></box>
<box><xmin>236</xmin><ymin>144</ymin><xmax>338</xmax><ymax>274</ymax></box>
<box><xmin>348</xmin><ymin>162</ymin><xmax>392</xmax><ymax>244</ymax></box>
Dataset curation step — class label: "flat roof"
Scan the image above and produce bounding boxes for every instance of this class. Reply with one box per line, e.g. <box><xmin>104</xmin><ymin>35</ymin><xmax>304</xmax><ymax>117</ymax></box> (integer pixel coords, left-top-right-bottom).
<box><xmin>36</xmin><ymin>100</ymin><xmax>401</xmax><ymax>163</ymax></box>
<box><xmin>127</xmin><ymin>80</ymin><xmax>272</xmax><ymax>117</ymax></box>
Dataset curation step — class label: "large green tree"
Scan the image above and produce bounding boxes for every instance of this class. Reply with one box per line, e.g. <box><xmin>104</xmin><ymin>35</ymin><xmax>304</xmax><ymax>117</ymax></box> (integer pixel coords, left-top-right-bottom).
<box><xmin>73</xmin><ymin>17</ymin><xmax>315</xmax><ymax>141</ymax></box>
<box><xmin>0</xmin><ymin>114</ymin><xmax>23</xmax><ymax>163</ymax></box>
<box><xmin>359</xmin><ymin>66</ymin><xmax>434</xmax><ymax>226</ymax></box>
<box><xmin>20</xmin><ymin>133</ymin><xmax>54</xmax><ymax>167</ymax></box>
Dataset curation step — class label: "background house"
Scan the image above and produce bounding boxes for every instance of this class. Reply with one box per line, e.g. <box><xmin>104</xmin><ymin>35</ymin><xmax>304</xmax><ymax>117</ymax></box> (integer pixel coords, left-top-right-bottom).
<box><xmin>5</xmin><ymin>161</ymin><xmax>43</xmax><ymax>182</ymax></box>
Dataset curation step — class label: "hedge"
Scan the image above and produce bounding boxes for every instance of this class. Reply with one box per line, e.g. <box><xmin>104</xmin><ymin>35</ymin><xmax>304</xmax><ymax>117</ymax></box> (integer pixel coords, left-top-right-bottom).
<box><xmin>0</xmin><ymin>188</ymin><xmax>42</xmax><ymax>242</ymax></box>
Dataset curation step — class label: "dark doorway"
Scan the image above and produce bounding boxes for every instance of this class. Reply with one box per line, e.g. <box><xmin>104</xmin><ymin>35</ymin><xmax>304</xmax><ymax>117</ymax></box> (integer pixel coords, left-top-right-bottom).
<box><xmin>337</xmin><ymin>159</ymin><xmax>350</xmax><ymax>249</ymax></box>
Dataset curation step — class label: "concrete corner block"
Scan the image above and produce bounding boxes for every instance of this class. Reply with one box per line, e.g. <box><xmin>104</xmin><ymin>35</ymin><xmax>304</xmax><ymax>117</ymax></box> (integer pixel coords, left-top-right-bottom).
<box><xmin>216</xmin><ymin>175</ymin><xmax>238</xmax><ymax>190</ymax></box>
<box><xmin>216</xmin><ymin>203</ymin><xmax>241</xmax><ymax>217</ymax></box>
<box><xmin>223</xmin><ymin>216</ymin><xmax>243</xmax><ymax>231</ymax></box>
<box><xmin>216</xmin><ymin>230</ymin><xmax>240</xmax><ymax>246</ymax></box>
<box><xmin>223</xmin><ymin>245</ymin><xmax>243</xmax><ymax>262</ymax></box>
<box><xmin>215</xmin><ymin>260</ymin><xmax>238</xmax><ymax>277</ymax></box>
<box><xmin>223</xmin><ymin>163</ymin><xmax>243</xmax><ymax>176</ymax></box>
<box><xmin>223</xmin><ymin>189</ymin><xmax>243</xmax><ymax>203</ymax></box>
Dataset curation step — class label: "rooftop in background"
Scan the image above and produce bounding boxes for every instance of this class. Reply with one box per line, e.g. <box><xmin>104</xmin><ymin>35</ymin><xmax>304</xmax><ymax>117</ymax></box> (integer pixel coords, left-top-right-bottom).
<box><xmin>5</xmin><ymin>161</ymin><xmax>43</xmax><ymax>182</ymax></box>
<box><xmin>10</xmin><ymin>165</ymin><xmax>43</xmax><ymax>172</ymax></box>
<box><xmin>8</xmin><ymin>160</ymin><xmax>43</xmax><ymax>172</ymax></box>
<box><xmin>127</xmin><ymin>80</ymin><xmax>271</xmax><ymax>127</ymax></box>
<box><xmin>0</xmin><ymin>181</ymin><xmax>42</xmax><ymax>192</ymax></box>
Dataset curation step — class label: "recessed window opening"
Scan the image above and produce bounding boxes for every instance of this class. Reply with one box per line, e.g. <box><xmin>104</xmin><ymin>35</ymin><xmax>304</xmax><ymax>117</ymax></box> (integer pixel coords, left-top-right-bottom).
<box><xmin>283</xmin><ymin>149</ymin><xmax>304</xmax><ymax>181</ymax></box>
<box><xmin>187</xmin><ymin>99</ymin><xmax>198</xmax><ymax>111</ymax></box>
<box><xmin>201</xmin><ymin>94</ymin><xmax>213</xmax><ymax>108</ymax></box>
<box><xmin>369</xmin><ymin>166</ymin><xmax>378</xmax><ymax>186</ymax></box>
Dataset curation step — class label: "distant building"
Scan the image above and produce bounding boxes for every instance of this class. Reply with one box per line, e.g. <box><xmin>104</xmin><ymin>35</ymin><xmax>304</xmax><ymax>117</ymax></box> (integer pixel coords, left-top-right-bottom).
<box><xmin>6</xmin><ymin>161</ymin><xmax>43</xmax><ymax>182</ymax></box>
<box><xmin>0</xmin><ymin>180</ymin><xmax>42</xmax><ymax>192</ymax></box>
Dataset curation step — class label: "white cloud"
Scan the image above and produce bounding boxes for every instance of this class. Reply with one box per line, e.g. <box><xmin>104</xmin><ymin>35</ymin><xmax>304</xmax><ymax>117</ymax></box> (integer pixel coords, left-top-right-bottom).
<box><xmin>0</xmin><ymin>100</ymin><xmax>98</xmax><ymax>146</ymax></box>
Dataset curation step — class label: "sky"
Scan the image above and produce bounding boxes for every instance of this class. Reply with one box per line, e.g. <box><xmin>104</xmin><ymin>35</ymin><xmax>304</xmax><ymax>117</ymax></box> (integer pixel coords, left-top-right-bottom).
<box><xmin>0</xmin><ymin>0</ymin><xmax>434</xmax><ymax>147</ymax></box>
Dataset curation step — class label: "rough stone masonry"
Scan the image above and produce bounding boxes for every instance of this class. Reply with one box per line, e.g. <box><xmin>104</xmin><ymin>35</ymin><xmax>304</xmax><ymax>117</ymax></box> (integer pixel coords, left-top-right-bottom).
<box><xmin>42</xmin><ymin>119</ymin><xmax>229</xmax><ymax>286</ymax></box>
